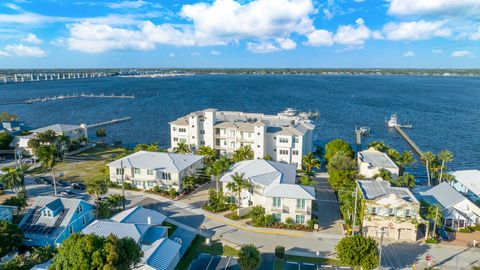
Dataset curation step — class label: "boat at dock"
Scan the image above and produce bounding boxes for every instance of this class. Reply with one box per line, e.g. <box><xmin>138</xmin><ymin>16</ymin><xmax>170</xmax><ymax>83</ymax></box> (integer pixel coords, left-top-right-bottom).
<box><xmin>278</xmin><ymin>108</ymin><xmax>320</xmax><ymax>120</ymax></box>
<box><xmin>386</xmin><ymin>113</ymin><xmax>412</xmax><ymax>128</ymax></box>
<box><xmin>355</xmin><ymin>126</ymin><xmax>370</xmax><ymax>136</ymax></box>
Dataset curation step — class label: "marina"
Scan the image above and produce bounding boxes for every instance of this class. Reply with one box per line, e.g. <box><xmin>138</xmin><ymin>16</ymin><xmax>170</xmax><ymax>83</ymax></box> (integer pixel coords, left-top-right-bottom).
<box><xmin>0</xmin><ymin>72</ymin><xmax>112</xmax><ymax>83</ymax></box>
<box><xmin>24</xmin><ymin>93</ymin><xmax>135</xmax><ymax>104</ymax></box>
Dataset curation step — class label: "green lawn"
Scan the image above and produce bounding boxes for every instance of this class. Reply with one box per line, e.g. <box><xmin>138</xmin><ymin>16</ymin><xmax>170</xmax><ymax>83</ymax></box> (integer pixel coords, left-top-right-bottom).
<box><xmin>175</xmin><ymin>236</ymin><xmax>239</xmax><ymax>270</ymax></box>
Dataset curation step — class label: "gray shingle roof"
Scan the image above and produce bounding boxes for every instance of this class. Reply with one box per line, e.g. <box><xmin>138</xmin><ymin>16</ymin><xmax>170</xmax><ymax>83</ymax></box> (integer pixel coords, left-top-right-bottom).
<box><xmin>110</xmin><ymin>206</ymin><xmax>167</xmax><ymax>225</ymax></box>
<box><xmin>31</xmin><ymin>124</ymin><xmax>82</xmax><ymax>134</ymax></box>
<box><xmin>358</xmin><ymin>180</ymin><xmax>418</xmax><ymax>203</ymax></box>
<box><xmin>107</xmin><ymin>151</ymin><xmax>204</xmax><ymax>173</ymax></box>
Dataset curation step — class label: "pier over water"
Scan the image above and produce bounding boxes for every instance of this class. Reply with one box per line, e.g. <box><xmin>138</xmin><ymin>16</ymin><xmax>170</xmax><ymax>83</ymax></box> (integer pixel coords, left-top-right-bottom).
<box><xmin>394</xmin><ymin>125</ymin><xmax>423</xmax><ymax>157</ymax></box>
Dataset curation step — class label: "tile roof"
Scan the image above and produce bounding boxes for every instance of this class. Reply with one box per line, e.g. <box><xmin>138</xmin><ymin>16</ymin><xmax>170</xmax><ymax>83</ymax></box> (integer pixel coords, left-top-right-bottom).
<box><xmin>110</xmin><ymin>206</ymin><xmax>167</xmax><ymax>225</ymax></box>
<box><xmin>31</xmin><ymin>124</ymin><xmax>82</xmax><ymax>134</ymax></box>
<box><xmin>358</xmin><ymin>180</ymin><xmax>418</xmax><ymax>203</ymax></box>
<box><xmin>107</xmin><ymin>151</ymin><xmax>204</xmax><ymax>173</ymax></box>
<box><xmin>452</xmin><ymin>170</ymin><xmax>480</xmax><ymax>196</ymax></box>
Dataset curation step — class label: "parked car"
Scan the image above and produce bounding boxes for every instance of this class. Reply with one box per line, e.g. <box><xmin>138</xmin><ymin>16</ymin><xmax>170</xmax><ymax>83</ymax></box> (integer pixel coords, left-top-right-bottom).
<box><xmin>33</xmin><ymin>177</ymin><xmax>44</xmax><ymax>184</ymax></box>
<box><xmin>38</xmin><ymin>176</ymin><xmax>52</xmax><ymax>185</ymax></box>
<box><xmin>436</xmin><ymin>227</ymin><xmax>450</xmax><ymax>241</ymax></box>
<box><xmin>59</xmin><ymin>190</ymin><xmax>74</xmax><ymax>197</ymax></box>
<box><xmin>71</xmin><ymin>182</ymin><xmax>86</xmax><ymax>190</ymax></box>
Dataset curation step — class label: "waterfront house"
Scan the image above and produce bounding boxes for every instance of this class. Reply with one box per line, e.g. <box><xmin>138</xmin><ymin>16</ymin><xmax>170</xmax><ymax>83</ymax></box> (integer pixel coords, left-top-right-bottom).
<box><xmin>359</xmin><ymin>179</ymin><xmax>424</xmax><ymax>242</ymax></box>
<box><xmin>10</xmin><ymin>123</ymin><xmax>88</xmax><ymax>155</ymax></box>
<box><xmin>107</xmin><ymin>151</ymin><xmax>204</xmax><ymax>191</ymax></box>
<box><xmin>169</xmin><ymin>109</ymin><xmax>315</xmax><ymax>169</ymax></box>
<box><xmin>1</xmin><ymin>120</ymin><xmax>25</xmax><ymax>135</ymax></box>
<box><xmin>220</xmin><ymin>159</ymin><xmax>315</xmax><ymax>225</ymax></box>
<box><xmin>18</xmin><ymin>196</ymin><xmax>95</xmax><ymax>247</ymax></box>
<box><xmin>451</xmin><ymin>170</ymin><xmax>480</xmax><ymax>202</ymax></box>
<box><xmin>418</xmin><ymin>182</ymin><xmax>480</xmax><ymax>230</ymax></box>
<box><xmin>358</xmin><ymin>147</ymin><xmax>400</xmax><ymax>179</ymax></box>
<box><xmin>0</xmin><ymin>205</ymin><xmax>16</xmax><ymax>222</ymax></box>
<box><xmin>82</xmin><ymin>206</ymin><xmax>181</xmax><ymax>270</ymax></box>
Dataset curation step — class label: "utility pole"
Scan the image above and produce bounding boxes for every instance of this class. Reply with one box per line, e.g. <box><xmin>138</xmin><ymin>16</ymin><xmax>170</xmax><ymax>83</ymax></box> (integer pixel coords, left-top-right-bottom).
<box><xmin>121</xmin><ymin>160</ymin><xmax>125</xmax><ymax>210</ymax></box>
<box><xmin>52</xmin><ymin>168</ymin><xmax>58</xmax><ymax>197</ymax></box>
<box><xmin>352</xmin><ymin>181</ymin><xmax>359</xmax><ymax>235</ymax></box>
<box><xmin>378</xmin><ymin>227</ymin><xmax>386</xmax><ymax>270</ymax></box>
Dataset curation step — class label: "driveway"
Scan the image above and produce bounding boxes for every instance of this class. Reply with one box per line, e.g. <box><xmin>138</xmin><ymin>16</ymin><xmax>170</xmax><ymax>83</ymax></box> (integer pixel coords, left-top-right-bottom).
<box><xmin>313</xmin><ymin>173</ymin><xmax>343</xmax><ymax>235</ymax></box>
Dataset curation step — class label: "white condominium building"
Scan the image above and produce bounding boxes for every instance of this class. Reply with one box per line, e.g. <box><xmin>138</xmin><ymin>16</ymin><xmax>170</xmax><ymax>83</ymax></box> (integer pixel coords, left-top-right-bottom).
<box><xmin>169</xmin><ymin>108</ymin><xmax>315</xmax><ymax>169</ymax></box>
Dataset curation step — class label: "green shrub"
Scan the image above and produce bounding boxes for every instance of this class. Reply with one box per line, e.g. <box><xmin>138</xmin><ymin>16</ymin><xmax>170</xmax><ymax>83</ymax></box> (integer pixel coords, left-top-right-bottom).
<box><xmin>307</xmin><ymin>219</ymin><xmax>316</xmax><ymax>230</ymax></box>
<box><xmin>275</xmin><ymin>246</ymin><xmax>285</xmax><ymax>259</ymax></box>
<box><xmin>229</xmin><ymin>213</ymin><xmax>239</xmax><ymax>220</ymax></box>
<box><xmin>426</xmin><ymin>238</ymin><xmax>440</xmax><ymax>244</ymax></box>
<box><xmin>168</xmin><ymin>188</ymin><xmax>177</xmax><ymax>199</ymax></box>
<box><xmin>458</xmin><ymin>227</ymin><xmax>475</xmax><ymax>233</ymax></box>
<box><xmin>285</xmin><ymin>217</ymin><xmax>294</xmax><ymax>225</ymax></box>
<box><xmin>151</xmin><ymin>186</ymin><xmax>163</xmax><ymax>193</ymax></box>
<box><xmin>229</xmin><ymin>204</ymin><xmax>237</xmax><ymax>212</ymax></box>
<box><xmin>264</xmin><ymin>214</ymin><xmax>274</xmax><ymax>226</ymax></box>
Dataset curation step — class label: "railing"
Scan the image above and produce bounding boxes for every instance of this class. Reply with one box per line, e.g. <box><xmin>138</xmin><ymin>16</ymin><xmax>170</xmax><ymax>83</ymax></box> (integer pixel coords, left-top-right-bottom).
<box><xmin>295</xmin><ymin>206</ymin><xmax>311</xmax><ymax>215</ymax></box>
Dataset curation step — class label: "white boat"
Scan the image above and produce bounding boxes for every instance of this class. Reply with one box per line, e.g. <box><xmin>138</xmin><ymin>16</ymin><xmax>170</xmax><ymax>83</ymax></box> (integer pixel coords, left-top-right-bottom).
<box><xmin>278</xmin><ymin>108</ymin><xmax>299</xmax><ymax>117</ymax></box>
<box><xmin>386</xmin><ymin>113</ymin><xmax>412</xmax><ymax>128</ymax></box>
<box><xmin>278</xmin><ymin>108</ymin><xmax>320</xmax><ymax>120</ymax></box>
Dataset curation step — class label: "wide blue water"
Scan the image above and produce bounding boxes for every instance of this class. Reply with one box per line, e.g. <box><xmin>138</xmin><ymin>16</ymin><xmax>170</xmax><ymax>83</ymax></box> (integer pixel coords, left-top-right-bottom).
<box><xmin>1</xmin><ymin>75</ymin><xmax>479</xmax><ymax>182</ymax></box>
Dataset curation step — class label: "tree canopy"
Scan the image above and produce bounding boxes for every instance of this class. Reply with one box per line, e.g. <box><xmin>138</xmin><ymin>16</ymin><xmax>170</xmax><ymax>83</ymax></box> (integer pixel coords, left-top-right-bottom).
<box><xmin>238</xmin><ymin>244</ymin><xmax>261</xmax><ymax>270</ymax></box>
<box><xmin>173</xmin><ymin>142</ymin><xmax>191</xmax><ymax>154</ymax></box>
<box><xmin>324</xmin><ymin>139</ymin><xmax>354</xmax><ymax>163</ymax></box>
<box><xmin>50</xmin><ymin>233</ymin><xmax>142</xmax><ymax>270</ymax></box>
<box><xmin>232</xmin><ymin>145</ymin><xmax>254</xmax><ymax>162</ymax></box>
<box><xmin>336</xmin><ymin>235</ymin><xmax>379</xmax><ymax>270</ymax></box>
<box><xmin>0</xmin><ymin>131</ymin><xmax>13</xmax><ymax>150</ymax></box>
<box><xmin>0</xmin><ymin>221</ymin><xmax>24</xmax><ymax>258</ymax></box>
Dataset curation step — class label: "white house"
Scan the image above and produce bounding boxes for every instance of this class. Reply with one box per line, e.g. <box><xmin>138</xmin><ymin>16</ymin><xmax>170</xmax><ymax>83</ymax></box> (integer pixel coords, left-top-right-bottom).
<box><xmin>358</xmin><ymin>147</ymin><xmax>400</xmax><ymax>179</ymax></box>
<box><xmin>220</xmin><ymin>160</ymin><xmax>315</xmax><ymax>225</ymax></box>
<box><xmin>107</xmin><ymin>151</ymin><xmax>204</xmax><ymax>191</ymax></box>
<box><xmin>82</xmin><ymin>206</ymin><xmax>181</xmax><ymax>270</ymax></box>
<box><xmin>10</xmin><ymin>123</ymin><xmax>88</xmax><ymax>155</ymax></box>
<box><xmin>359</xmin><ymin>180</ymin><xmax>424</xmax><ymax>242</ymax></box>
<box><xmin>451</xmin><ymin>170</ymin><xmax>480</xmax><ymax>202</ymax></box>
<box><xmin>169</xmin><ymin>109</ymin><xmax>315</xmax><ymax>169</ymax></box>
<box><xmin>418</xmin><ymin>182</ymin><xmax>480</xmax><ymax>230</ymax></box>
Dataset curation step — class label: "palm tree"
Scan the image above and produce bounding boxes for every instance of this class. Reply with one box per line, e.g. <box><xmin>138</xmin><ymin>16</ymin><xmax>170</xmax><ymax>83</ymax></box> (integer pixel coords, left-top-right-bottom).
<box><xmin>395</xmin><ymin>172</ymin><xmax>416</xmax><ymax>188</ymax></box>
<box><xmin>197</xmin><ymin>146</ymin><xmax>217</xmax><ymax>164</ymax></box>
<box><xmin>57</xmin><ymin>133</ymin><xmax>70</xmax><ymax>155</ymax></box>
<box><xmin>206</xmin><ymin>160</ymin><xmax>226</xmax><ymax>192</ymax></box>
<box><xmin>0</xmin><ymin>167</ymin><xmax>24</xmax><ymax>195</ymax></box>
<box><xmin>397</xmin><ymin>151</ymin><xmax>416</xmax><ymax>169</ymax></box>
<box><xmin>173</xmin><ymin>142</ymin><xmax>191</xmax><ymax>154</ymax></box>
<box><xmin>232</xmin><ymin>145</ymin><xmax>254</xmax><ymax>162</ymax></box>
<box><xmin>226</xmin><ymin>172</ymin><xmax>252</xmax><ymax>208</ymax></box>
<box><xmin>36</xmin><ymin>144</ymin><xmax>61</xmax><ymax>196</ymax></box>
<box><xmin>147</xmin><ymin>144</ymin><xmax>159</xmax><ymax>152</ymax></box>
<box><xmin>302</xmin><ymin>153</ymin><xmax>321</xmax><ymax>176</ymax></box>
<box><xmin>86</xmin><ymin>177</ymin><xmax>109</xmax><ymax>218</ymax></box>
<box><xmin>386</xmin><ymin>148</ymin><xmax>400</xmax><ymax>162</ymax></box>
<box><xmin>367</xmin><ymin>141</ymin><xmax>390</xmax><ymax>152</ymax></box>
<box><xmin>183</xmin><ymin>175</ymin><xmax>196</xmax><ymax>192</ymax></box>
<box><xmin>238</xmin><ymin>244</ymin><xmax>261</xmax><ymax>270</ymax></box>
<box><xmin>96</xmin><ymin>128</ymin><xmax>107</xmax><ymax>144</ymax></box>
<box><xmin>421</xmin><ymin>152</ymin><xmax>436</xmax><ymax>186</ymax></box>
<box><xmin>437</xmin><ymin>150</ymin><xmax>453</xmax><ymax>183</ymax></box>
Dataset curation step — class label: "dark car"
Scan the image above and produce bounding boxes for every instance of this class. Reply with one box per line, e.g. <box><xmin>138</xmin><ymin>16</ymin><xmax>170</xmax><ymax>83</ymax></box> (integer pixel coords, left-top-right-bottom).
<box><xmin>71</xmin><ymin>182</ymin><xmax>86</xmax><ymax>190</ymax></box>
<box><xmin>33</xmin><ymin>177</ymin><xmax>44</xmax><ymax>184</ymax></box>
<box><xmin>436</xmin><ymin>227</ymin><xmax>450</xmax><ymax>241</ymax></box>
<box><xmin>38</xmin><ymin>176</ymin><xmax>52</xmax><ymax>185</ymax></box>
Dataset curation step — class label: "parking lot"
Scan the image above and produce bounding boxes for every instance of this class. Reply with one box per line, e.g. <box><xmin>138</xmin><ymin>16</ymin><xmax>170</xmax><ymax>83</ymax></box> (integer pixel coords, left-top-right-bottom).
<box><xmin>189</xmin><ymin>253</ymin><xmax>239</xmax><ymax>270</ymax></box>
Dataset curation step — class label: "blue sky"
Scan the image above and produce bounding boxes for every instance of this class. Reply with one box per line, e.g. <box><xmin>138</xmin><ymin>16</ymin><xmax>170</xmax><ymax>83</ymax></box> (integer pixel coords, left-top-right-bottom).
<box><xmin>0</xmin><ymin>0</ymin><xmax>479</xmax><ymax>68</ymax></box>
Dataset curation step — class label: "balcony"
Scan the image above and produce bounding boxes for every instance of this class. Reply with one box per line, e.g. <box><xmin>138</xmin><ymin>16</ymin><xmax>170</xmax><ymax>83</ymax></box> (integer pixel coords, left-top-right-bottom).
<box><xmin>271</xmin><ymin>205</ymin><xmax>289</xmax><ymax>213</ymax></box>
<box><xmin>295</xmin><ymin>206</ymin><xmax>311</xmax><ymax>215</ymax></box>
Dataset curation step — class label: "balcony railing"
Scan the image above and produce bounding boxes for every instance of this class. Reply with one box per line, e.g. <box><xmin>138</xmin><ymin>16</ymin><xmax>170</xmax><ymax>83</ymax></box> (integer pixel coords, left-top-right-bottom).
<box><xmin>295</xmin><ymin>206</ymin><xmax>311</xmax><ymax>215</ymax></box>
<box><xmin>271</xmin><ymin>205</ymin><xmax>289</xmax><ymax>213</ymax></box>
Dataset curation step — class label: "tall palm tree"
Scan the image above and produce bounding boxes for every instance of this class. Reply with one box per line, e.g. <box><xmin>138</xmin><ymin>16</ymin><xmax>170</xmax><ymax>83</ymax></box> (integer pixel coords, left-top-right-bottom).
<box><xmin>386</xmin><ymin>148</ymin><xmax>400</xmax><ymax>162</ymax></box>
<box><xmin>86</xmin><ymin>177</ymin><xmax>108</xmax><ymax>218</ymax></box>
<box><xmin>397</xmin><ymin>151</ymin><xmax>416</xmax><ymax>169</ymax></box>
<box><xmin>232</xmin><ymin>145</ymin><xmax>254</xmax><ymax>162</ymax></box>
<box><xmin>173</xmin><ymin>142</ymin><xmax>191</xmax><ymax>154</ymax></box>
<box><xmin>226</xmin><ymin>172</ymin><xmax>252</xmax><ymax>208</ymax></box>
<box><xmin>183</xmin><ymin>175</ymin><xmax>196</xmax><ymax>192</ymax></box>
<box><xmin>395</xmin><ymin>172</ymin><xmax>416</xmax><ymax>188</ymax></box>
<box><xmin>206</xmin><ymin>160</ymin><xmax>226</xmax><ymax>192</ymax></box>
<box><xmin>238</xmin><ymin>244</ymin><xmax>261</xmax><ymax>270</ymax></box>
<box><xmin>36</xmin><ymin>144</ymin><xmax>60</xmax><ymax>196</ymax></box>
<box><xmin>0</xmin><ymin>167</ymin><xmax>24</xmax><ymax>195</ymax></box>
<box><xmin>302</xmin><ymin>153</ymin><xmax>321</xmax><ymax>176</ymax></box>
<box><xmin>421</xmin><ymin>152</ymin><xmax>436</xmax><ymax>186</ymax></box>
<box><xmin>437</xmin><ymin>150</ymin><xmax>453</xmax><ymax>183</ymax></box>
<box><xmin>197</xmin><ymin>146</ymin><xmax>217</xmax><ymax>164</ymax></box>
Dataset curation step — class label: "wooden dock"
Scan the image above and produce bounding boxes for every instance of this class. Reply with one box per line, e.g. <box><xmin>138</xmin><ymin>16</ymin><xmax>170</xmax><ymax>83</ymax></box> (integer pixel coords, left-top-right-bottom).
<box><xmin>394</xmin><ymin>126</ymin><xmax>423</xmax><ymax>156</ymax></box>
<box><xmin>87</xmin><ymin>117</ymin><xmax>131</xmax><ymax>128</ymax></box>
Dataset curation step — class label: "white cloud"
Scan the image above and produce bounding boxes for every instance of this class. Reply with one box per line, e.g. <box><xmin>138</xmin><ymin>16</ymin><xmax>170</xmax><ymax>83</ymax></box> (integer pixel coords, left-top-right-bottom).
<box><xmin>22</xmin><ymin>33</ymin><xmax>42</xmax><ymax>44</ymax></box>
<box><xmin>4</xmin><ymin>3</ymin><xmax>21</xmax><ymax>10</ymax></box>
<box><xmin>180</xmin><ymin>0</ymin><xmax>315</xmax><ymax>44</ymax></box>
<box><xmin>66</xmin><ymin>21</ymin><xmax>195</xmax><ymax>54</ymax></box>
<box><xmin>333</xmin><ymin>18</ymin><xmax>370</xmax><ymax>46</ymax></box>
<box><xmin>451</xmin><ymin>50</ymin><xmax>473</xmax><ymax>58</ymax></box>
<box><xmin>277</xmin><ymin>38</ymin><xmax>296</xmax><ymax>50</ymax></box>
<box><xmin>323</xmin><ymin>8</ymin><xmax>333</xmax><ymax>20</ymax></box>
<box><xmin>383</xmin><ymin>20</ymin><xmax>451</xmax><ymax>41</ymax></box>
<box><xmin>210</xmin><ymin>50</ymin><xmax>220</xmax><ymax>55</ymax></box>
<box><xmin>469</xmin><ymin>27</ymin><xmax>480</xmax><ymax>40</ymax></box>
<box><xmin>432</xmin><ymin>49</ymin><xmax>443</xmax><ymax>53</ymax></box>
<box><xmin>305</xmin><ymin>29</ymin><xmax>334</xmax><ymax>46</ymax></box>
<box><xmin>246</xmin><ymin>42</ymin><xmax>279</xmax><ymax>53</ymax></box>
<box><xmin>106</xmin><ymin>1</ymin><xmax>149</xmax><ymax>9</ymax></box>
<box><xmin>388</xmin><ymin>0</ymin><xmax>480</xmax><ymax>17</ymax></box>
<box><xmin>4</xmin><ymin>44</ymin><xmax>46</xmax><ymax>57</ymax></box>
<box><xmin>403</xmin><ymin>50</ymin><xmax>415</xmax><ymax>57</ymax></box>
<box><xmin>0</xmin><ymin>50</ymin><xmax>11</xmax><ymax>57</ymax></box>
<box><xmin>371</xmin><ymin>30</ymin><xmax>384</xmax><ymax>40</ymax></box>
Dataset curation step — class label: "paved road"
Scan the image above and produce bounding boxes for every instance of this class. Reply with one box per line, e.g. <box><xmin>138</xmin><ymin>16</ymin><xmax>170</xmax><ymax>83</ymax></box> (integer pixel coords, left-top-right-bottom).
<box><xmin>314</xmin><ymin>174</ymin><xmax>343</xmax><ymax>235</ymax></box>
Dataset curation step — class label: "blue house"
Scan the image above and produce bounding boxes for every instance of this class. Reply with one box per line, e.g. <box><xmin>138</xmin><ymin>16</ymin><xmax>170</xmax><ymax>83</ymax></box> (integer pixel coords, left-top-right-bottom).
<box><xmin>18</xmin><ymin>196</ymin><xmax>95</xmax><ymax>247</ymax></box>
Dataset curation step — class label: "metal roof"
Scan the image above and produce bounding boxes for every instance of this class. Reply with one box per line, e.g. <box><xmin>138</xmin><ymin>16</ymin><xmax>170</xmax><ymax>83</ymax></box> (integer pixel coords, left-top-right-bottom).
<box><xmin>107</xmin><ymin>151</ymin><xmax>204</xmax><ymax>173</ymax></box>
<box><xmin>264</xmin><ymin>184</ymin><xmax>315</xmax><ymax>200</ymax></box>
<box><xmin>82</xmin><ymin>220</ymin><xmax>150</xmax><ymax>243</ymax></box>
<box><xmin>452</xmin><ymin>170</ymin><xmax>480</xmax><ymax>196</ymax></box>
<box><xmin>358</xmin><ymin>180</ymin><xmax>418</xmax><ymax>203</ymax></box>
<box><xmin>141</xmin><ymin>238</ymin><xmax>181</xmax><ymax>270</ymax></box>
<box><xmin>420</xmin><ymin>182</ymin><xmax>465</xmax><ymax>208</ymax></box>
<box><xmin>358</xmin><ymin>148</ymin><xmax>399</xmax><ymax>170</ymax></box>
<box><xmin>110</xmin><ymin>206</ymin><xmax>167</xmax><ymax>225</ymax></box>
<box><xmin>31</xmin><ymin>124</ymin><xmax>82</xmax><ymax>134</ymax></box>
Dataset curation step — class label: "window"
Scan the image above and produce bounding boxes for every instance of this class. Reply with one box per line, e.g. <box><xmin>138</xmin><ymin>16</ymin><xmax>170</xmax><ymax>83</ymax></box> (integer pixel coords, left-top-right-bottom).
<box><xmin>191</xmin><ymin>125</ymin><xmax>195</xmax><ymax>128</ymax></box>
<box><xmin>82</xmin><ymin>216</ymin><xmax>86</xmax><ymax>225</ymax></box>
<box><xmin>293</xmin><ymin>136</ymin><xmax>299</xmax><ymax>143</ymax></box>
<box><xmin>215</xmin><ymin>128</ymin><xmax>220</xmax><ymax>135</ymax></box>
<box><xmin>200</xmin><ymin>141</ymin><xmax>205</xmax><ymax>146</ymax></box>
<box><xmin>230</xmin><ymin>142</ymin><xmax>235</xmax><ymax>148</ymax></box>
<box><xmin>296</xmin><ymin>215</ymin><xmax>305</xmax><ymax>224</ymax></box>
<box><xmin>179</xmin><ymin>128</ymin><xmax>186</xmax><ymax>133</ymax></box>
<box><xmin>173</xmin><ymin>137</ymin><xmax>178</xmax><ymax>142</ymax></box>
<box><xmin>296</xmin><ymin>199</ymin><xmax>305</xmax><ymax>209</ymax></box>
<box><xmin>134</xmin><ymin>168</ymin><xmax>141</xmax><ymax>174</ymax></box>
<box><xmin>279</xmin><ymin>137</ymin><xmax>289</xmax><ymax>143</ymax></box>
<box><xmin>173</xmin><ymin>127</ymin><xmax>177</xmax><ymax>131</ymax></box>
<box><xmin>69</xmin><ymin>226</ymin><xmax>73</xmax><ymax>234</ymax></box>
<box><xmin>223</xmin><ymin>141</ymin><xmax>227</xmax><ymax>146</ymax></box>
<box><xmin>273</xmin><ymin>213</ymin><xmax>281</xmax><ymax>222</ymax></box>
<box><xmin>79</xmin><ymin>205</ymin><xmax>83</xmax><ymax>213</ymax></box>
<box><xmin>161</xmin><ymin>172</ymin><xmax>171</xmax><ymax>180</ymax></box>
<box><xmin>279</xmin><ymin>149</ymin><xmax>289</xmax><ymax>155</ymax></box>
<box><xmin>200</xmin><ymin>130</ymin><xmax>205</xmax><ymax>134</ymax></box>
<box><xmin>273</xmin><ymin>197</ymin><xmax>282</xmax><ymax>207</ymax></box>
<box><xmin>179</xmin><ymin>138</ymin><xmax>186</xmax><ymax>143</ymax></box>
<box><xmin>216</xmin><ymin>139</ymin><xmax>220</xmax><ymax>146</ymax></box>
<box><xmin>292</xmin><ymin>150</ymin><xmax>299</xmax><ymax>155</ymax></box>
<box><xmin>116</xmin><ymin>168</ymin><xmax>124</xmax><ymax>175</ymax></box>
<box><xmin>147</xmin><ymin>169</ymin><xmax>154</xmax><ymax>175</ymax></box>
<box><xmin>371</xmin><ymin>207</ymin><xmax>377</xmax><ymax>215</ymax></box>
